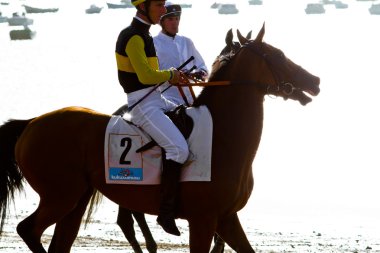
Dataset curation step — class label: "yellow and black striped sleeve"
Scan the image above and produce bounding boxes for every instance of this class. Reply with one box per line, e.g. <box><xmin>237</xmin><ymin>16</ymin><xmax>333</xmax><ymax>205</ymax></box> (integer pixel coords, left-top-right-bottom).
<box><xmin>125</xmin><ymin>35</ymin><xmax>172</xmax><ymax>84</ymax></box>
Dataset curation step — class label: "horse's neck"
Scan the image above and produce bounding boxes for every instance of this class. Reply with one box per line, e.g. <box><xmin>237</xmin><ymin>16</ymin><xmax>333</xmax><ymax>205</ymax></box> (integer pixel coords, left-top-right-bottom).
<box><xmin>197</xmin><ymin>85</ymin><xmax>264</xmax><ymax>201</ymax></box>
<box><xmin>200</xmin><ymin>85</ymin><xmax>265</xmax><ymax>166</ymax></box>
<box><xmin>202</xmin><ymin>84</ymin><xmax>264</xmax><ymax>120</ymax></box>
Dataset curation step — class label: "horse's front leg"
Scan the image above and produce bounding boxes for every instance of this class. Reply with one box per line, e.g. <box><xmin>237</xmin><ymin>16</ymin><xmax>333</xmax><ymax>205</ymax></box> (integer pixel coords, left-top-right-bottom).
<box><xmin>216</xmin><ymin>213</ymin><xmax>255</xmax><ymax>253</ymax></box>
<box><xmin>188</xmin><ymin>217</ymin><xmax>217</xmax><ymax>253</ymax></box>
<box><xmin>210</xmin><ymin>234</ymin><xmax>225</xmax><ymax>253</ymax></box>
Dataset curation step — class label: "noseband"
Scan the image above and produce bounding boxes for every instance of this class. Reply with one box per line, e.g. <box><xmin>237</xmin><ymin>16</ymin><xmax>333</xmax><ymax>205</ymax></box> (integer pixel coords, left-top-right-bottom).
<box><xmin>236</xmin><ymin>42</ymin><xmax>303</xmax><ymax>97</ymax></box>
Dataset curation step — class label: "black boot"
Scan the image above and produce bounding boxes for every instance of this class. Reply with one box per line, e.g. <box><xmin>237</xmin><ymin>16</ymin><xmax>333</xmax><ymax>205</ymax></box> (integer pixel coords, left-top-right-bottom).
<box><xmin>156</xmin><ymin>159</ymin><xmax>182</xmax><ymax>236</ymax></box>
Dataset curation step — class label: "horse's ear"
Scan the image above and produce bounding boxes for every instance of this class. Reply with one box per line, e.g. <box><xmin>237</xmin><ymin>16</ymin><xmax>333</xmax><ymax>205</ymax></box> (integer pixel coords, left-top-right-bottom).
<box><xmin>246</xmin><ymin>30</ymin><xmax>252</xmax><ymax>40</ymax></box>
<box><xmin>237</xmin><ymin>29</ymin><xmax>249</xmax><ymax>45</ymax></box>
<box><xmin>225</xmin><ymin>28</ymin><xmax>233</xmax><ymax>46</ymax></box>
<box><xmin>255</xmin><ymin>22</ymin><xmax>265</xmax><ymax>42</ymax></box>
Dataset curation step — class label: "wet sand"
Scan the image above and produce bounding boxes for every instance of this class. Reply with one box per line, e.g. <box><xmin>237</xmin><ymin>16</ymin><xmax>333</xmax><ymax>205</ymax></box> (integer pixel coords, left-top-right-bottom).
<box><xmin>1</xmin><ymin>205</ymin><xmax>379</xmax><ymax>253</ymax></box>
<box><xmin>1</xmin><ymin>226</ymin><xmax>378</xmax><ymax>253</ymax></box>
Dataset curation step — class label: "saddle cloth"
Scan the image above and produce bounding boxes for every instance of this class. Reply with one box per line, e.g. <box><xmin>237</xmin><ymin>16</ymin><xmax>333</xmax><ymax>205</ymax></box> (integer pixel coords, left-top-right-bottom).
<box><xmin>104</xmin><ymin>105</ymin><xmax>212</xmax><ymax>184</ymax></box>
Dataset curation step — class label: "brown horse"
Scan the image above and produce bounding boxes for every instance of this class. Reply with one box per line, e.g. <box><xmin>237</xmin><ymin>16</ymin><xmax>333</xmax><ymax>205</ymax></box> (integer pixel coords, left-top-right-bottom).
<box><xmin>0</xmin><ymin>24</ymin><xmax>320</xmax><ymax>253</ymax></box>
<box><xmin>112</xmin><ymin>28</ymin><xmax>254</xmax><ymax>253</ymax></box>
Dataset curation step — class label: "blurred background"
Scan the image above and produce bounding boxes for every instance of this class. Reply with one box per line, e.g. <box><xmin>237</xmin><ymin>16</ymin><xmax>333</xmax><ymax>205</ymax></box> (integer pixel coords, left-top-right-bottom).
<box><xmin>1</xmin><ymin>0</ymin><xmax>379</xmax><ymax>251</ymax></box>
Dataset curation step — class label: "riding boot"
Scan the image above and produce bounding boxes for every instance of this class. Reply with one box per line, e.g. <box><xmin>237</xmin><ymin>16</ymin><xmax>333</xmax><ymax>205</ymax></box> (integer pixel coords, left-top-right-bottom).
<box><xmin>156</xmin><ymin>159</ymin><xmax>182</xmax><ymax>236</ymax></box>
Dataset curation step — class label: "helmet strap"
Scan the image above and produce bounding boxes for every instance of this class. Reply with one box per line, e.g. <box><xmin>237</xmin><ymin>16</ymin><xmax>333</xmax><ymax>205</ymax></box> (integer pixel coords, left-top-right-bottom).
<box><xmin>137</xmin><ymin>1</ymin><xmax>154</xmax><ymax>24</ymax></box>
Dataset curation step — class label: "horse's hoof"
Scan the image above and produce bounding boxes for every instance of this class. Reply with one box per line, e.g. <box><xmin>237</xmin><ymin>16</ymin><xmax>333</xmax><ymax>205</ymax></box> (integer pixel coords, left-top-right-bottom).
<box><xmin>130</xmin><ymin>242</ymin><xmax>143</xmax><ymax>253</ymax></box>
<box><xmin>146</xmin><ymin>242</ymin><xmax>157</xmax><ymax>253</ymax></box>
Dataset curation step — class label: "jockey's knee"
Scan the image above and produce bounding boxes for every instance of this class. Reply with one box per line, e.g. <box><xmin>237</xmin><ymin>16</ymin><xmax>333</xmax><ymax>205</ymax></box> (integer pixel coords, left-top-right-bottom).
<box><xmin>166</xmin><ymin>145</ymin><xmax>189</xmax><ymax>164</ymax></box>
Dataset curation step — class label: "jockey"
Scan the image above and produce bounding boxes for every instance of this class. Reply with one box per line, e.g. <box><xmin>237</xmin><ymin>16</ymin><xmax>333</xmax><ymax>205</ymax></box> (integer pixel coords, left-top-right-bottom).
<box><xmin>154</xmin><ymin>2</ymin><xmax>208</xmax><ymax>106</ymax></box>
<box><xmin>115</xmin><ymin>0</ymin><xmax>188</xmax><ymax>236</ymax></box>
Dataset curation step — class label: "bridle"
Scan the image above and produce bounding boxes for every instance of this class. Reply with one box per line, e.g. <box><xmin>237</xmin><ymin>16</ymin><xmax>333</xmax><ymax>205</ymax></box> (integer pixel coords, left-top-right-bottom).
<box><xmin>234</xmin><ymin>41</ymin><xmax>303</xmax><ymax>98</ymax></box>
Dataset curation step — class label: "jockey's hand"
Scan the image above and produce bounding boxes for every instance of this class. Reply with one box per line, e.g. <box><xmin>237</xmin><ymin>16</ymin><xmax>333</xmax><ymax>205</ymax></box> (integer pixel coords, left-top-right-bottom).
<box><xmin>189</xmin><ymin>70</ymin><xmax>208</xmax><ymax>81</ymax></box>
<box><xmin>169</xmin><ymin>68</ymin><xmax>180</xmax><ymax>84</ymax></box>
<box><xmin>178</xmin><ymin>71</ymin><xmax>190</xmax><ymax>85</ymax></box>
<box><xmin>169</xmin><ymin>69</ymin><xmax>189</xmax><ymax>85</ymax></box>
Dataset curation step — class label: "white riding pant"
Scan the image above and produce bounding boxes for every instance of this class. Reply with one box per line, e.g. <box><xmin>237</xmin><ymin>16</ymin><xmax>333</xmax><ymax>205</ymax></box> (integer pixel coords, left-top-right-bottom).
<box><xmin>158</xmin><ymin>82</ymin><xmax>194</xmax><ymax>106</ymax></box>
<box><xmin>127</xmin><ymin>87</ymin><xmax>189</xmax><ymax>164</ymax></box>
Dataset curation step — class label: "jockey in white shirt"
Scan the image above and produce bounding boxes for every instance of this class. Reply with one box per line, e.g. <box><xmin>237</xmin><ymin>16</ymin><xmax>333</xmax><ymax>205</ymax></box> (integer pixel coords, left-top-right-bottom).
<box><xmin>154</xmin><ymin>2</ymin><xmax>208</xmax><ymax>106</ymax></box>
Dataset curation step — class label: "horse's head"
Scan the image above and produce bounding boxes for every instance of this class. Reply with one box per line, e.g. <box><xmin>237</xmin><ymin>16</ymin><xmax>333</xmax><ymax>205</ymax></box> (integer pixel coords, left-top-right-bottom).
<box><xmin>234</xmin><ymin>23</ymin><xmax>320</xmax><ymax>105</ymax></box>
<box><xmin>210</xmin><ymin>24</ymin><xmax>320</xmax><ymax>106</ymax></box>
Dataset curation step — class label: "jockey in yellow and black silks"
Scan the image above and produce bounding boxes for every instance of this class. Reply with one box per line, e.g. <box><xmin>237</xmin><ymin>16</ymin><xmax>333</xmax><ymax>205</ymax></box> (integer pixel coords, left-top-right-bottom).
<box><xmin>115</xmin><ymin>0</ymin><xmax>188</xmax><ymax>236</ymax></box>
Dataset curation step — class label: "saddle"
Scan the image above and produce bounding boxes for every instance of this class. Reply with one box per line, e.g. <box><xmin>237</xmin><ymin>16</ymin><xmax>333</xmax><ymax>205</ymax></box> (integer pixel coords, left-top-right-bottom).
<box><xmin>114</xmin><ymin>105</ymin><xmax>194</xmax><ymax>153</ymax></box>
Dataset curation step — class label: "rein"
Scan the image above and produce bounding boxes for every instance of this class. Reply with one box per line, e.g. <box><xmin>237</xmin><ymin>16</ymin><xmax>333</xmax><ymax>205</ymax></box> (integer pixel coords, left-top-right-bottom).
<box><xmin>176</xmin><ymin>41</ymin><xmax>302</xmax><ymax>98</ymax></box>
<box><xmin>181</xmin><ymin>74</ymin><xmax>298</xmax><ymax>98</ymax></box>
<box><xmin>231</xmin><ymin>42</ymin><xmax>303</xmax><ymax>97</ymax></box>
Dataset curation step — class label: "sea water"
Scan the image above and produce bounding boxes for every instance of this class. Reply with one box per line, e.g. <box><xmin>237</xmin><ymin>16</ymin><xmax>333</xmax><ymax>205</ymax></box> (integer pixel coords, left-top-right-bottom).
<box><xmin>0</xmin><ymin>0</ymin><xmax>379</xmax><ymax>251</ymax></box>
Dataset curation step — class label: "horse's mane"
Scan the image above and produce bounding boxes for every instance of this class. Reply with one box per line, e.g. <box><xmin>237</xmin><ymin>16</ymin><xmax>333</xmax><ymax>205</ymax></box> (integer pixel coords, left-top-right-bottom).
<box><xmin>193</xmin><ymin>52</ymin><xmax>235</xmax><ymax>107</ymax></box>
<box><xmin>208</xmin><ymin>54</ymin><xmax>233</xmax><ymax>80</ymax></box>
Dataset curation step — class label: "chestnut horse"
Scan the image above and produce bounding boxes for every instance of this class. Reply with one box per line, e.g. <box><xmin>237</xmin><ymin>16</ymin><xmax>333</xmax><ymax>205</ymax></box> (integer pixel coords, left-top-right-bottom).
<box><xmin>0</xmin><ymin>24</ymin><xmax>320</xmax><ymax>253</ymax></box>
<box><xmin>112</xmin><ymin>28</ymin><xmax>253</xmax><ymax>253</ymax></box>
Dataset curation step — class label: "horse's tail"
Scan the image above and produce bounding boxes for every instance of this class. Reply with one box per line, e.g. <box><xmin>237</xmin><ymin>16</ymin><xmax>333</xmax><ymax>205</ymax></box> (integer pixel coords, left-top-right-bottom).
<box><xmin>0</xmin><ymin>118</ymin><xmax>33</xmax><ymax>235</ymax></box>
<box><xmin>83</xmin><ymin>189</ymin><xmax>103</xmax><ymax>229</ymax></box>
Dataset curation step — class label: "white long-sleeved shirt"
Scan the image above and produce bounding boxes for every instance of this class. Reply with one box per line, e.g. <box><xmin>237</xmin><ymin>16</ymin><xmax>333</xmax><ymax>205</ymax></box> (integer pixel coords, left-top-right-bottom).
<box><xmin>153</xmin><ymin>31</ymin><xmax>208</xmax><ymax>105</ymax></box>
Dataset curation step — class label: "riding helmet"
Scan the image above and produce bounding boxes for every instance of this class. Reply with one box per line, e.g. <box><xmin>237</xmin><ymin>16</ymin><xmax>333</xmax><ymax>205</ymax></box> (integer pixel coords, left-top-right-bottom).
<box><xmin>161</xmin><ymin>2</ymin><xmax>182</xmax><ymax>19</ymax></box>
<box><xmin>131</xmin><ymin>0</ymin><xmax>164</xmax><ymax>7</ymax></box>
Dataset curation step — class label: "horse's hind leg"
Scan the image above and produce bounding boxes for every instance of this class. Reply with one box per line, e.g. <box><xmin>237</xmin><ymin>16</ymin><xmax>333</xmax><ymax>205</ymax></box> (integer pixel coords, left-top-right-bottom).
<box><xmin>132</xmin><ymin>211</ymin><xmax>157</xmax><ymax>253</ymax></box>
<box><xmin>48</xmin><ymin>188</ymin><xmax>93</xmax><ymax>253</ymax></box>
<box><xmin>16</xmin><ymin>210</ymin><xmax>48</xmax><ymax>253</ymax></box>
<box><xmin>17</xmin><ymin>198</ymin><xmax>72</xmax><ymax>253</ymax></box>
<box><xmin>216</xmin><ymin>213</ymin><xmax>255</xmax><ymax>253</ymax></box>
<box><xmin>17</xmin><ymin>194</ymin><xmax>86</xmax><ymax>253</ymax></box>
<box><xmin>117</xmin><ymin>207</ymin><xmax>143</xmax><ymax>253</ymax></box>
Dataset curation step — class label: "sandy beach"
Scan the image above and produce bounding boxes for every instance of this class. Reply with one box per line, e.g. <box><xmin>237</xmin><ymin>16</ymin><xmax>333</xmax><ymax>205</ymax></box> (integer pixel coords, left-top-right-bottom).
<box><xmin>2</xmin><ymin>218</ymin><xmax>379</xmax><ymax>253</ymax></box>
<box><xmin>1</xmin><ymin>188</ymin><xmax>379</xmax><ymax>253</ymax></box>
